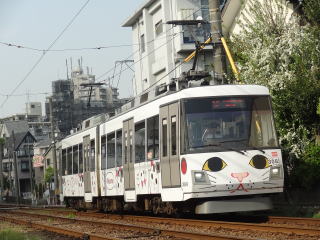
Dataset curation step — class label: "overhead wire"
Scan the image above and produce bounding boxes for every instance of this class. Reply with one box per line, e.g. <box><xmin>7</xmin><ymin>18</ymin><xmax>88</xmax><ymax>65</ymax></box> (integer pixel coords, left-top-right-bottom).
<box><xmin>94</xmin><ymin>32</ymin><xmax>181</xmax><ymax>81</ymax></box>
<box><xmin>0</xmin><ymin>32</ymin><xmax>178</xmax><ymax>53</ymax></box>
<box><xmin>97</xmin><ymin>7</ymin><xmax>204</xmax><ymax>88</ymax></box>
<box><xmin>0</xmin><ymin>0</ymin><xmax>91</xmax><ymax>108</ymax></box>
<box><xmin>0</xmin><ymin>92</ymin><xmax>50</xmax><ymax>97</ymax></box>
<box><xmin>110</xmin><ymin>7</ymin><xmax>207</xmax><ymax>106</ymax></box>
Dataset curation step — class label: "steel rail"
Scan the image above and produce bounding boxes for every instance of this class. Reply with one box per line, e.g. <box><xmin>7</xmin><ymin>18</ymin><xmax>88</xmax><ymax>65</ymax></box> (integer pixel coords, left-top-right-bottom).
<box><xmin>0</xmin><ymin>215</ymin><xmax>117</xmax><ymax>240</ymax></box>
<box><xmin>71</xmin><ymin>212</ymin><xmax>320</xmax><ymax>237</ymax></box>
<box><xmin>1</xmin><ymin>210</ymin><xmax>254</xmax><ymax>240</ymax></box>
<box><xmin>71</xmin><ymin>212</ymin><xmax>320</xmax><ymax>236</ymax></box>
<box><xmin>13</xmin><ymin>208</ymin><xmax>320</xmax><ymax>238</ymax></box>
<box><xmin>268</xmin><ymin>216</ymin><xmax>320</xmax><ymax>226</ymax></box>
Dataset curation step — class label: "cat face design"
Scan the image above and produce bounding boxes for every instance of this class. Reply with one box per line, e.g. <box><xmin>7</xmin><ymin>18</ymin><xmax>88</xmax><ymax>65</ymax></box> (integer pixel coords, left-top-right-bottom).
<box><xmin>202</xmin><ymin>155</ymin><xmax>271</xmax><ymax>193</ymax></box>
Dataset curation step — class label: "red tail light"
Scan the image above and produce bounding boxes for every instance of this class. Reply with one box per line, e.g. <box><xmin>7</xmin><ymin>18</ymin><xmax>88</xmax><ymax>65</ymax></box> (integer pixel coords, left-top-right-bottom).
<box><xmin>181</xmin><ymin>158</ymin><xmax>187</xmax><ymax>174</ymax></box>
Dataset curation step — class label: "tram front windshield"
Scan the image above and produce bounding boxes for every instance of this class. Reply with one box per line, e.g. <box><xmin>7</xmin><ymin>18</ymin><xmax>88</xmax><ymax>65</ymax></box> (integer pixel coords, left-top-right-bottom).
<box><xmin>183</xmin><ymin>96</ymin><xmax>278</xmax><ymax>153</ymax></box>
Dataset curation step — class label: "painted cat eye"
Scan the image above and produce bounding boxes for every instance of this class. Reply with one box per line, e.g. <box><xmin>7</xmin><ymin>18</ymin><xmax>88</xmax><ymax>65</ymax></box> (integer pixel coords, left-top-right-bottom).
<box><xmin>249</xmin><ymin>155</ymin><xmax>271</xmax><ymax>169</ymax></box>
<box><xmin>202</xmin><ymin>157</ymin><xmax>227</xmax><ymax>172</ymax></box>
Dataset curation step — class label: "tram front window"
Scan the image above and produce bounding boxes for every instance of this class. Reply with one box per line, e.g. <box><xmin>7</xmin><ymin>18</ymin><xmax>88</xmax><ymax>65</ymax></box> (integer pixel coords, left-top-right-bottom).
<box><xmin>183</xmin><ymin>96</ymin><xmax>278</xmax><ymax>153</ymax></box>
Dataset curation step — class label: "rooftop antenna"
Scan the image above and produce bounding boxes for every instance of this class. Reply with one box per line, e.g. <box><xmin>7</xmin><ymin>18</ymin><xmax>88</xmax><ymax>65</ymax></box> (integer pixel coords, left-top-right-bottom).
<box><xmin>66</xmin><ymin>59</ymin><xmax>69</xmax><ymax>80</ymax></box>
<box><xmin>70</xmin><ymin>57</ymin><xmax>73</xmax><ymax>77</ymax></box>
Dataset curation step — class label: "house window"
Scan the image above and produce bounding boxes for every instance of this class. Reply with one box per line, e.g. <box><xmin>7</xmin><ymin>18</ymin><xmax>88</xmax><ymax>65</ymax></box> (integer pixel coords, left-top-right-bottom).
<box><xmin>21</xmin><ymin>161</ymin><xmax>29</xmax><ymax>172</ymax></box>
<box><xmin>140</xmin><ymin>34</ymin><xmax>145</xmax><ymax>53</ymax></box>
<box><xmin>155</xmin><ymin>20</ymin><xmax>163</xmax><ymax>36</ymax></box>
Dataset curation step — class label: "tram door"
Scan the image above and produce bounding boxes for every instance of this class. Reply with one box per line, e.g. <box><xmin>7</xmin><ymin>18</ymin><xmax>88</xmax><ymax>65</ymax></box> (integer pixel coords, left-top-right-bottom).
<box><xmin>83</xmin><ymin>135</ymin><xmax>92</xmax><ymax>194</ymax></box>
<box><xmin>123</xmin><ymin>118</ymin><xmax>135</xmax><ymax>190</ymax></box>
<box><xmin>160</xmin><ymin>102</ymin><xmax>181</xmax><ymax>188</ymax></box>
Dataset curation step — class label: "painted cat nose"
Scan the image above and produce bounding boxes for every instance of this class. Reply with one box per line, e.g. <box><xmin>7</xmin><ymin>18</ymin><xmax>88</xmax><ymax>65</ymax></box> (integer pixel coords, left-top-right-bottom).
<box><xmin>231</xmin><ymin>172</ymin><xmax>249</xmax><ymax>182</ymax></box>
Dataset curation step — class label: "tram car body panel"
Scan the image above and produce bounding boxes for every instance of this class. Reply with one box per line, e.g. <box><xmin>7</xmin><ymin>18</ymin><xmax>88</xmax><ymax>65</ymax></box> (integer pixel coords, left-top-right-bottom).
<box><xmin>61</xmin><ymin>126</ymin><xmax>100</xmax><ymax>203</ymax></box>
<box><xmin>60</xmin><ymin>85</ymin><xmax>284</xmax><ymax>214</ymax></box>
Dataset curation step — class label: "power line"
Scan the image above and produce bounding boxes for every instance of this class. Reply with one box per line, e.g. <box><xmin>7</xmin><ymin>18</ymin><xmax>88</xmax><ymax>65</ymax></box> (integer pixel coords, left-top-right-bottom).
<box><xmin>0</xmin><ymin>41</ymin><xmax>134</xmax><ymax>52</ymax></box>
<box><xmin>95</xmin><ymin>32</ymin><xmax>181</xmax><ymax>81</ymax></box>
<box><xmin>0</xmin><ymin>92</ymin><xmax>50</xmax><ymax>97</ymax></box>
<box><xmin>96</xmin><ymin>7</ymin><xmax>203</xmax><ymax>88</ymax></box>
<box><xmin>105</xmin><ymin>33</ymin><xmax>179</xmax><ymax>88</ymax></box>
<box><xmin>0</xmin><ymin>0</ymin><xmax>91</xmax><ymax>108</ymax></box>
<box><xmin>0</xmin><ymin>32</ymin><xmax>178</xmax><ymax>53</ymax></box>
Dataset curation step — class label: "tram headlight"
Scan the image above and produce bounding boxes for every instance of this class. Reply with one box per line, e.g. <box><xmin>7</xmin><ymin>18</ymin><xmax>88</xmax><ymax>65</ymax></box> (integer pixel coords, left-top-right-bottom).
<box><xmin>193</xmin><ymin>171</ymin><xmax>209</xmax><ymax>184</ymax></box>
<box><xmin>270</xmin><ymin>166</ymin><xmax>281</xmax><ymax>179</ymax></box>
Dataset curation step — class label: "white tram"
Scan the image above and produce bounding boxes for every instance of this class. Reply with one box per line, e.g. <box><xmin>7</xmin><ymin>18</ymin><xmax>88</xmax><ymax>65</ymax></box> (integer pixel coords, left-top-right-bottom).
<box><xmin>60</xmin><ymin>84</ymin><xmax>284</xmax><ymax>214</ymax></box>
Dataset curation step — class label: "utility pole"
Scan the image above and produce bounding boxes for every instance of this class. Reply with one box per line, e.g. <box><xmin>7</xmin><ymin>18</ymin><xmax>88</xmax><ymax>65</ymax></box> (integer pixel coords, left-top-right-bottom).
<box><xmin>49</xmin><ymin>97</ymin><xmax>59</xmax><ymax>205</ymax></box>
<box><xmin>0</xmin><ymin>138</ymin><xmax>4</xmax><ymax>202</ymax></box>
<box><xmin>27</xmin><ymin>135</ymin><xmax>34</xmax><ymax>204</ymax></box>
<box><xmin>12</xmin><ymin>130</ymin><xmax>20</xmax><ymax>205</ymax></box>
<box><xmin>209</xmin><ymin>0</ymin><xmax>227</xmax><ymax>84</ymax></box>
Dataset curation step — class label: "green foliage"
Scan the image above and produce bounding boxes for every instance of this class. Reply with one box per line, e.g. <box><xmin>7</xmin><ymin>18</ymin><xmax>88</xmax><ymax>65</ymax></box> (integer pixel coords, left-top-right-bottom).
<box><xmin>313</xmin><ymin>212</ymin><xmax>320</xmax><ymax>218</ymax></box>
<box><xmin>303</xmin><ymin>0</ymin><xmax>320</xmax><ymax>25</ymax></box>
<box><xmin>0</xmin><ymin>229</ymin><xmax>39</xmax><ymax>240</ymax></box>
<box><xmin>231</xmin><ymin>0</ymin><xmax>320</xmax><ymax>188</ymax></box>
<box><xmin>0</xmin><ymin>137</ymin><xmax>5</xmax><ymax>145</ymax></box>
<box><xmin>44</xmin><ymin>166</ymin><xmax>54</xmax><ymax>184</ymax></box>
<box><xmin>66</xmin><ymin>213</ymin><xmax>75</xmax><ymax>219</ymax></box>
<box><xmin>289</xmin><ymin>144</ymin><xmax>320</xmax><ymax>189</ymax></box>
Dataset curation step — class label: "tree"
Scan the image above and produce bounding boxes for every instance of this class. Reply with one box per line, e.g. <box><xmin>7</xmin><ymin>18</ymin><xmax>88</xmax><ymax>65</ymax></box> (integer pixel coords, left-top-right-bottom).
<box><xmin>44</xmin><ymin>166</ymin><xmax>54</xmax><ymax>186</ymax></box>
<box><xmin>231</xmin><ymin>0</ymin><xmax>320</xmax><ymax>188</ymax></box>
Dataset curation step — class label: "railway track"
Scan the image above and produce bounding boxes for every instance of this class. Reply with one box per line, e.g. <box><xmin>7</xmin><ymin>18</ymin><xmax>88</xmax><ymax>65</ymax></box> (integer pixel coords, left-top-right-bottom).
<box><xmin>1</xmin><ymin>208</ymin><xmax>319</xmax><ymax>239</ymax></box>
<box><xmin>0</xmin><ymin>210</ymin><xmax>251</xmax><ymax>240</ymax></box>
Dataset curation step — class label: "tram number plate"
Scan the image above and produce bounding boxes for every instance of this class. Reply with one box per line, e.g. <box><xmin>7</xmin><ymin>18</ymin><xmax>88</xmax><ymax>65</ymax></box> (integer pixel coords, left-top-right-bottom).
<box><xmin>268</xmin><ymin>158</ymin><xmax>280</xmax><ymax>166</ymax></box>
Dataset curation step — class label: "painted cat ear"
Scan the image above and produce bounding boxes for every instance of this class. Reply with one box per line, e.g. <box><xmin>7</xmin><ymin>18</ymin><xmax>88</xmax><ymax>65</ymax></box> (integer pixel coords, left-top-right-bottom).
<box><xmin>202</xmin><ymin>157</ymin><xmax>227</xmax><ymax>172</ymax></box>
<box><xmin>249</xmin><ymin>155</ymin><xmax>271</xmax><ymax>169</ymax></box>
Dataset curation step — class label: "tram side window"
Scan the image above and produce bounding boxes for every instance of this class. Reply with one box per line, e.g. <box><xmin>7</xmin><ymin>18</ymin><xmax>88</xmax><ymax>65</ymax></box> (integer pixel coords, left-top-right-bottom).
<box><xmin>90</xmin><ymin>140</ymin><xmax>95</xmax><ymax>171</ymax></box>
<box><xmin>129</xmin><ymin>130</ymin><xmax>133</xmax><ymax>163</ymax></box>
<box><xmin>162</xmin><ymin>118</ymin><xmax>168</xmax><ymax>157</ymax></box>
<box><xmin>124</xmin><ymin>131</ymin><xmax>128</xmax><ymax>164</ymax></box>
<box><xmin>116</xmin><ymin>130</ymin><xmax>122</xmax><ymax>167</ymax></box>
<box><xmin>107</xmin><ymin>133</ymin><xmax>115</xmax><ymax>169</ymax></box>
<box><xmin>147</xmin><ymin>116</ymin><xmax>159</xmax><ymax>160</ymax></box>
<box><xmin>101</xmin><ymin>135</ymin><xmax>107</xmax><ymax>170</ymax></box>
<box><xmin>73</xmin><ymin>145</ymin><xmax>79</xmax><ymax>174</ymax></box>
<box><xmin>79</xmin><ymin>144</ymin><xmax>83</xmax><ymax>173</ymax></box>
<box><xmin>62</xmin><ymin>149</ymin><xmax>66</xmax><ymax>176</ymax></box>
<box><xmin>135</xmin><ymin>121</ymin><xmax>145</xmax><ymax>163</ymax></box>
<box><xmin>171</xmin><ymin>116</ymin><xmax>177</xmax><ymax>156</ymax></box>
<box><xmin>67</xmin><ymin>147</ymin><xmax>72</xmax><ymax>175</ymax></box>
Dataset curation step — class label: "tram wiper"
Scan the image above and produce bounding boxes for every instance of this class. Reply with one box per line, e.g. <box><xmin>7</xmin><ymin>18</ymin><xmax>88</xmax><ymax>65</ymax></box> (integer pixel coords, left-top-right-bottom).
<box><xmin>218</xmin><ymin>138</ymin><xmax>247</xmax><ymax>144</ymax></box>
<box><xmin>250</xmin><ymin>146</ymin><xmax>266</xmax><ymax>154</ymax></box>
<box><xmin>216</xmin><ymin>139</ymin><xmax>247</xmax><ymax>155</ymax></box>
<box><xmin>192</xmin><ymin>143</ymin><xmax>245</xmax><ymax>155</ymax></box>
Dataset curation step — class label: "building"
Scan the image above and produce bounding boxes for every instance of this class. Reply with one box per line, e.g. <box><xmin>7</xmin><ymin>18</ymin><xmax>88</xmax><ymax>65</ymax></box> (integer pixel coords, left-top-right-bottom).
<box><xmin>221</xmin><ymin>0</ymin><xmax>295</xmax><ymax>37</ymax></box>
<box><xmin>0</xmin><ymin>102</ymin><xmax>51</xmax><ymax>142</ymax></box>
<box><xmin>123</xmin><ymin>0</ymin><xmax>296</xmax><ymax>96</ymax></box>
<box><xmin>0</xmin><ymin>121</ymin><xmax>36</xmax><ymax>200</ymax></box>
<box><xmin>46</xmin><ymin>61</ymin><xmax>125</xmax><ymax>136</ymax></box>
<box><xmin>46</xmin><ymin>79</ymin><xmax>73</xmax><ymax>135</ymax></box>
<box><xmin>26</xmin><ymin>102</ymin><xmax>42</xmax><ymax>117</ymax></box>
<box><xmin>122</xmin><ymin>0</ymin><xmax>228</xmax><ymax>95</ymax></box>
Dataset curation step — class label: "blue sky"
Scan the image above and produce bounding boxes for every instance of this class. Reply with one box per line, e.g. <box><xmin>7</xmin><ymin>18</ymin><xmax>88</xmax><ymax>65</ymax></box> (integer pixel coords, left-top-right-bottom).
<box><xmin>0</xmin><ymin>0</ymin><xmax>144</xmax><ymax>117</ymax></box>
